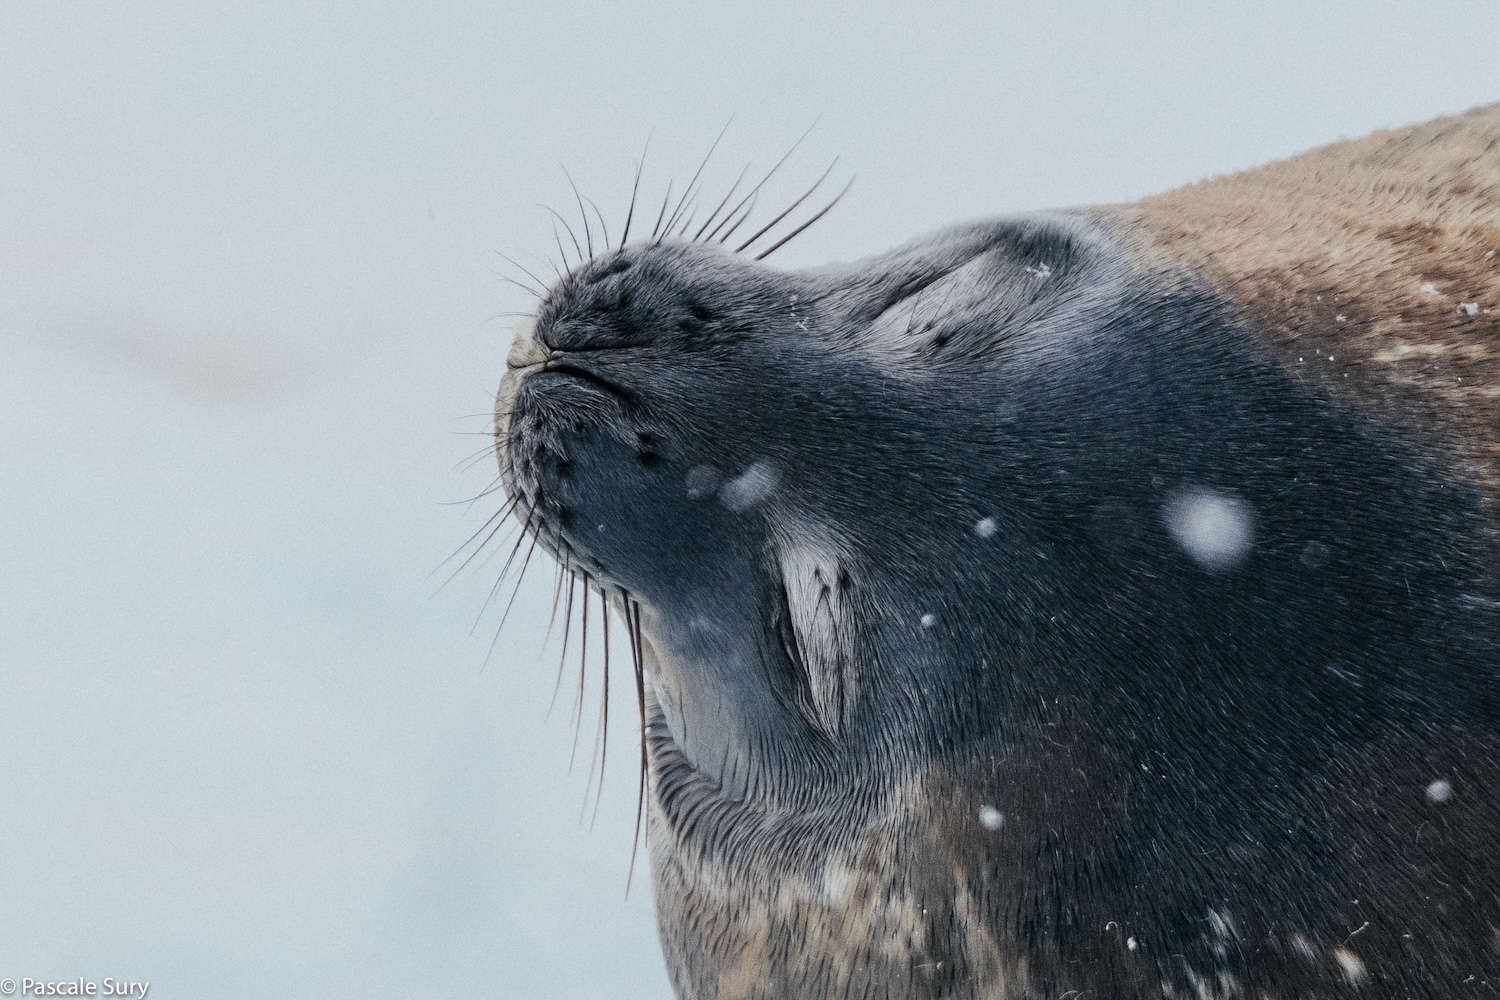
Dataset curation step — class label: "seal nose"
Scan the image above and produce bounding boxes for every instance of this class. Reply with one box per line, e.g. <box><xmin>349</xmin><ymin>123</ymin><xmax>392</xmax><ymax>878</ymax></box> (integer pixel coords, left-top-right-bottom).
<box><xmin>506</xmin><ymin>311</ymin><xmax>550</xmax><ymax>370</ymax></box>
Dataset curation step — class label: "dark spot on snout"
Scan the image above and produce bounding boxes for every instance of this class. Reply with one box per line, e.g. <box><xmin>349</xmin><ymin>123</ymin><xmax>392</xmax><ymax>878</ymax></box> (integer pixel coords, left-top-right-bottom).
<box><xmin>585</xmin><ymin>257</ymin><xmax>633</xmax><ymax>284</ymax></box>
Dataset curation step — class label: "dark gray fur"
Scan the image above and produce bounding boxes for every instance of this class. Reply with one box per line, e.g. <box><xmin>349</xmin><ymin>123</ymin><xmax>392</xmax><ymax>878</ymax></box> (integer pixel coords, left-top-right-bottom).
<box><xmin>499</xmin><ymin>212</ymin><xmax>1500</xmax><ymax>998</ymax></box>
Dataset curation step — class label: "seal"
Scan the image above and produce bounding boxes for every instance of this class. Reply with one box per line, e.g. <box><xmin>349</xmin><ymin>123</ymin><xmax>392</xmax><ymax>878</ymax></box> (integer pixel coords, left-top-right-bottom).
<box><xmin>495</xmin><ymin>104</ymin><xmax>1500</xmax><ymax>998</ymax></box>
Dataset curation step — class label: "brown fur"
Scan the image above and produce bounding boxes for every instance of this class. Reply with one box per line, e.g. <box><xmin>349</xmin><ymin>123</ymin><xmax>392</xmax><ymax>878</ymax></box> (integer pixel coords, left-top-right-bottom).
<box><xmin>1116</xmin><ymin>102</ymin><xmax>1500</xmax><ymax>515</ymax></box>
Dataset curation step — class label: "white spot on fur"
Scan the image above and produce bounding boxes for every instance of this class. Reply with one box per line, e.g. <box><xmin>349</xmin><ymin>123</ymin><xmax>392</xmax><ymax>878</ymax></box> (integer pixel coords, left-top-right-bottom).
<box><xmin>821</xmin><ymin>863</ymin><xmax>853</xmax><ymax>904</ymax></box>
<box><xmin>1333</xmin><ymin>946</ymin><xmax>1366</xmax><ymax>985</ymax></box>
<box><xmin>686</xmin><ymin>464</ymin><xmax>721</xmax><ymax>499</ymax></box>
<box><xmin>1460</xmin><ymin>302</ymin><xmax>1480</xmax><ymax>316</ymax></box>
<box><xmin>1426</xmin><ymin>779</ymin><xmax>1453</xmax><ymax>803</ymax></box>
<box><xmin>1420</xmin><ymin>282</ymin><xmax>1439</xmax><ymax>295</ymax></box>
<box><xmin>977</xmin><ymin>805</ymin><xmax>1005</xmax><ymax>830</ymax></box>
<box><xmin>974</xmin><ymin>516</ymin><xmax>998</xmax><ymax>538</ymax></box>
<box><xmin>1335</xmin><ymin>314</ymin><xmax>1347</xmax><ymax>322</ymax></box>
<box><xmin>1163</xmin><ymin>489</ymin><xmax>1254</xmax><ymax>572</ymax></box>
<box><xmin>720</xmin><ymin>460</ymin><xmax>779</xmax><ymax>512</ymax></box>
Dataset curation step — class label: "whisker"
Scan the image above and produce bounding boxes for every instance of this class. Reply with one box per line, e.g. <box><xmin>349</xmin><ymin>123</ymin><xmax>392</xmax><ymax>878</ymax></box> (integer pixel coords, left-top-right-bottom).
<box><xmin>650</xmin><ymin>180</ymin><xmax>674</xmax><ymax>240</ymax></box>
<box><xmin>661</xmin><ymin>116</ymin><xmax>732</xmax><ymax>239</ymax></box>
<box><xmin>540</xmin><ymin>526</ymin><xmax>568</xmax><ymax>656</ymax></box>
<box><xmin>714</xmin><ymin>191</ymin><xmax>760</xmax><ymax>245</ymax></box>
<box><xmin>494</xmin><ymin>524</ymin><xmax>544</xmax><ymax>634</ymax></box>
<box><xmin>438</xmin><ymin>497</ymin><xmax>518</xmax><ymax>580</ymax></box>
<box><xmin>707</xmin><ymin>123</ymin><xmax>816</xmax><ymax>244</ymax></box>
<box><xmin>472</xmin><ymin>509</ymin><xmax>534</xmax><ymax>635</ymax></box>
<box><xmin>563</xmin><ymin>167</ymin><xmax>594</xmax><ymax>260</ymax></box>
<box><xmin>454</xmin><ymin>441</ymin><xmax>501</xmax><ymax>472</ymax></box>
<box><xmin>694</xmin><ymin>163</ymin><xmax>750</xmax><ymax>241</ymax></box>
<box><xmin>620</xmin><ymin>134</ymin><xmax>651</xmax><ymax>247</ymax></box>
<box><xmin>674</xmin><ymin>205</ymin><xmax>699</xmax><ymax>238</ymax></box>
<box><xmin>735</xmin><ymin>156</ymin><xmax>839</xmax><ymax>254</ymax></box>
<box><xmin>495</xmin><ymin>252</ymin><xmax>552</xmax><ymax>297</ymax></box>
<box><xmin>589</xmin><ymin>586</ymin><xmax>612</xmax><ymax>829</ymax></box>
<box><xmin>754</xmin><ymin>174</ymin><xmax>855</xmax><ymax>261</ymax></box>
<box><xmin>548</xmin><ymin>569</ymin><xmax>579</xmax><ymax>719</ymax></box>
<box><xmin>451</xmin><ymin>483</ymin><xmax>508</xmax><ymax>512</ymax></box>
<box><xmin>542</xmin><ymin>205</ymin><xmax>585</xmax><ymax>263</ymax></box>
<box><xmin>551</xmin><ymin>217</ymin><xmax>573</xmax><ymax>270</ymax></box>
<box><xmin>569</xmin><ymin>570</ymin><xmax>593</xmax><ymax>771</ymax></box>
<box><xmin>584</xmin><ymin>195</ymin><xmax>611</xmax><ymax>254</ymax></box>
<box><xmin>625</xmin><ymin>598</ymin><xmax>648</xmax><ymax>897</ymax></box>
<box><xmin>495</xmin><ymin>272</ymin><xmax>544</xmax><ymax>298</ymax></box>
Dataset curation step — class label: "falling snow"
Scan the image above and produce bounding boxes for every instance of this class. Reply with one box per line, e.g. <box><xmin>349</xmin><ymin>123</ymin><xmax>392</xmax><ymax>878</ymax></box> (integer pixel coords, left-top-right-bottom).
<box><xmin>977</xmin><ymin>805</ymin><xmax>1005</xmax><ymax>830</ymax></box>
<box><xmin>1162</xmin><ymin>489</ymin><xmax>1254</xmax><ymax>572</ymax></box>
<box><xmin>1426</xmin><ymin>779</ymin><xmax>1453</xmax><ymax>803</ymax></box>
<box><xmin>920</xmin><ymin>613</ymin><xmax>938</xmax><ymax>629</ymax></box>
<box><xmin>719</xmin><ymin>461</ymin><xmax>779</xmax><ymax>512</ymax></box>
<box><xmin>974</xmin><ymin>516</ymin><xmax>998</xmax><ymax>538</ymax></box>
<box><xmin>685</xmin><ymin>464</ymin><xmax>721</xmax><ymax>499</ymax></box>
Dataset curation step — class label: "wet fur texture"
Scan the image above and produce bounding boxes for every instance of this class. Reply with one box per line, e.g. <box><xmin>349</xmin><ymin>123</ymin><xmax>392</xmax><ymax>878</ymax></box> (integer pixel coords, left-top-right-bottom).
<box><xmin>498</xmin><ymin>105</ymin><xmax>1500</xmax><ymax>998</ymax></box>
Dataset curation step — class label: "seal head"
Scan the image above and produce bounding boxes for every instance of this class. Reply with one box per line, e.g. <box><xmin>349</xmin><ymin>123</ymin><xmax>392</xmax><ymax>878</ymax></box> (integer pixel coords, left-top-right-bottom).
<box><xmin>498</xmin><ymin>111</ymin><xmax>1500</xmax><ymax>999</ymax></box>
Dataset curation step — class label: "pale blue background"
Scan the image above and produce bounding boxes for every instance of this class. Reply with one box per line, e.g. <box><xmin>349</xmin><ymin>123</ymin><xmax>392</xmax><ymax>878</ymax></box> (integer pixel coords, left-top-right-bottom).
<box><xmin>2</xmin><ymin>2</ymin><xmax>1496</xmax><ymax>997</ymax></box>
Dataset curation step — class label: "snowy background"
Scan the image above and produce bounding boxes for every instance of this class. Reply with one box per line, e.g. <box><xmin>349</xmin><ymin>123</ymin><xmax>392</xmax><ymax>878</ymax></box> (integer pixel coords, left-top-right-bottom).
<box><xmin>2</xmin><ymin>2</ymin><xmax>1496</xmax><ymax>997</ymax></box>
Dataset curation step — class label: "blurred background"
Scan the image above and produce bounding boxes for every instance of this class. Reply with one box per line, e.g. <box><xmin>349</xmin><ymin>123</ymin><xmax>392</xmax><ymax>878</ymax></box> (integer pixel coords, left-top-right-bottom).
<box><xmin>1</xmin><ymin>2</ymin><xmax>1495</xmax><ymax>996</ymax></box>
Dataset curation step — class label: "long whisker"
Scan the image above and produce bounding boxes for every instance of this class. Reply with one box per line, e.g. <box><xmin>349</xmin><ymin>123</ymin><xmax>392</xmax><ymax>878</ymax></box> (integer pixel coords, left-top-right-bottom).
<box><xmin>707</xmin><ymin>123</ymin><xmax>816</xmax><ymax>245</ymax></box>
<box><xmin>625</xmin><ymin>598</ymin><xmax>648</xmax><ymax>897</ymax></box>
<box><xmin>494</xmin><ymin>272</ymin><xmax>544</xmax><ymax>298</ymax></box>
<box><xmin>496</xmin><ymin>252</ymin><xmax>551</xmax><ymax>296</ymax></box>
<box><xmin>569</xmin><ymin>571</ymin><xmax>592</xmax><ymax>770</ymax></box>
<box><xmin>550</xmin><ymin>217</ymin><xmax>573</xmax><ymax>269</ymax></box>
<box><xmin>714</xmin><ymin>192</ymin><xmax>760</xmax><ymax>245</ymax></box>
<box><xmin>438</xmin><ymin>497</ymin><xmax>518</xmax><ymax>580</ymax></box>
<box><xmin>563</xmin><ymin>167</ymin><xmax>594</xmax><ymax>260</ymax></box>
<box><xmin>542</xmin><ymin>205</ymin><xmax>585</xmax><ymax>263</ymax></box>
<box><xmin>661</xmin><ymin>116</ymin><xmax>732</xmax><ymax>239</ymax></box>
<box><xmin>694</xmin><ymin>163</ymin><xmax>750</xmax><ymax>241</ymax></box>
<box><xmin>473</xmin><ymin>509</ymin><xmax>534</xmax><ymax>635</ymax></box>
<box><xmin>735</xmin><ymin>157</ymin><xmax>839</xmax><ymax>254</ymax></box>
<box><xmin>619</xmin><ymin>134</ymin><xmax>651</xmax><ymax>247</ymax></box>
<box><xmin>584</xmin><ymin>196</ymin><xmax>611</xmax><ymax>254</ymax></box>
<box><xmin>548</xmin><ymin>569</ymin><xmax>579</xmax><ymax>719</ymax></box>
<box><xmin>495</xmin><ymin>521</ymin><xmax>544</xmax><ymax>633</ymax></box>
<box><xmin>589</xmin><ymin>586</ymin><xmax>612</xmax><ymax>829</ymax></box>
<box><xmin>649</xmin><ymin>180</ymin><xmax>673</xmax><ymax>240</ymax></box>
<box><xmin>754</xmin><ymin>175</ymin><xmax>855</xmax><ymax>261</ymax></box>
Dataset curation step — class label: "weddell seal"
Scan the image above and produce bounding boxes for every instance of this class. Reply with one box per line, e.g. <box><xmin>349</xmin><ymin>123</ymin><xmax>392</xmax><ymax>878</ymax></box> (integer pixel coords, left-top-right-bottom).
<box><xmin>492</xmin><ymin>104</ymin><xmax>1500</xmax><ymax>998</ymax></box>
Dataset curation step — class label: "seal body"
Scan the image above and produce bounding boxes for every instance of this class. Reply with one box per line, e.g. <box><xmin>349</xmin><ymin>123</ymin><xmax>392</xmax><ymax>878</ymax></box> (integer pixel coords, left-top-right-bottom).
<box><xmin>497</xmin><ymin>104</ymin><xmax>1500</xmax><ymax>998</ymax></box>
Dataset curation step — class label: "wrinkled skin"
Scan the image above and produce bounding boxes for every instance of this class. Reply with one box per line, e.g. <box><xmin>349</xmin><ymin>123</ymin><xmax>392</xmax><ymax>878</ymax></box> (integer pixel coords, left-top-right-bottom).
<box><xmin>497</xmin><ymin>158</ymin><xmax>1500</xmax><ymax>995</ymax></box>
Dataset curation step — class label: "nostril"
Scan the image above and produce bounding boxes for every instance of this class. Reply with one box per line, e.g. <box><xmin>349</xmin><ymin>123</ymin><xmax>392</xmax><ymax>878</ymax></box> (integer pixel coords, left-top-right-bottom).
<box><xmin>636</xmin><ymin>431</ymin><xmax>661</xmax><ymax>466</ymax></box>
